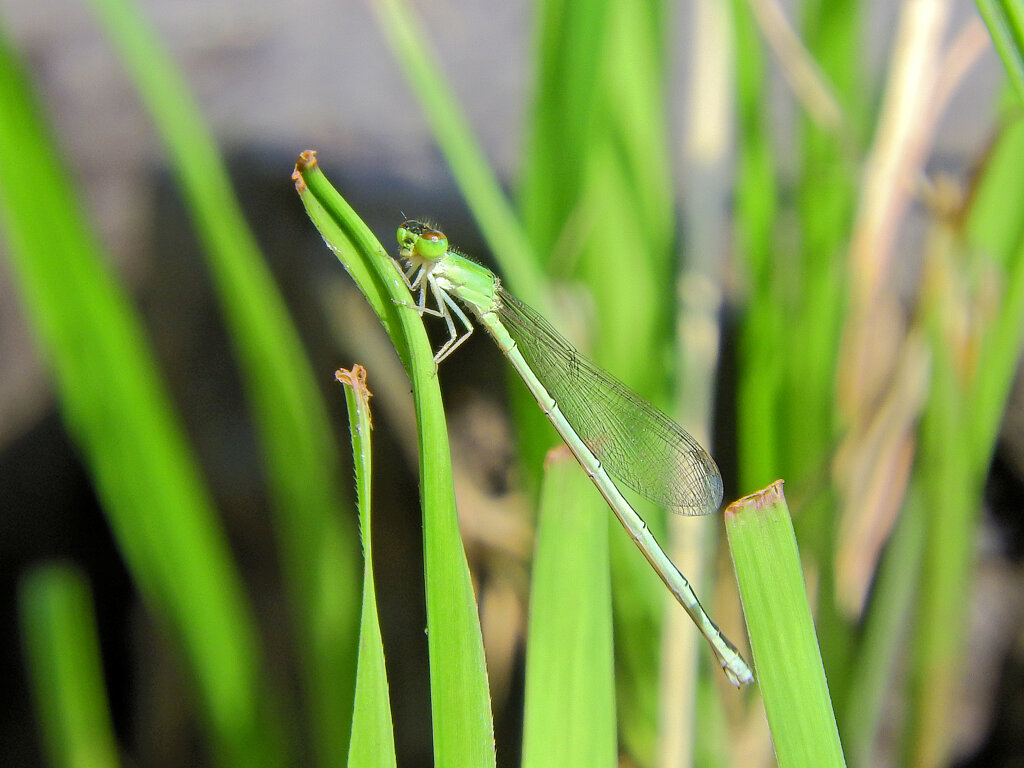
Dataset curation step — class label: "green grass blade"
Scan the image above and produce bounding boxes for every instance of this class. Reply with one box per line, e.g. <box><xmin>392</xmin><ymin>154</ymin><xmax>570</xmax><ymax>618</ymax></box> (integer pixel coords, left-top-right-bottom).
<box><xmin>335</xmin><ymin>367</ymin><xmax>397</xmax><ymax>768</ymax></box>
<box><xmin>575</xmin><ymin>4</ymin><xmax>678</xmax><ymax>760</ymax></box>
<box><xmin>791</xmin><ymin>0</ymin><xmax>860</xmax><ymax>515</ymax></box>
<box><xmin>965</xmin><ymin>115</ymin><xmax>1024</xmax><ymax>271</ymax></box>
<box><xmin>372</xmin><ymin>0</ymin><xmax>546</xmax><ymax>309</ymax></box>
<box><xmin>377</xmin><ymin>11</ymin><xmax>677</xmax><ymax>760</ymax></box>
<box><xmin>841</xmin><ymin>486</ymin><xmax>924</xmax><ymax>768</ymax></box>
<box><xmin>905</xmin><ymin>117</ymin><xmax>1024</xmax><ymax>765</ymax></box>
<box><xmin>725</xmin><ymin>481</ymin><xmax>846</xmax><ymax>768</ymax></box>
<box><xmin>20</xmin><ymin>564</ymin><xmax>120</xmax><ymax>768</ymax></box>
<box><xmin>910</xmin><ymin>319</ymin><xmax>975</xmax><ymax>767</ymax></box>
<box><xmin>0</xmin><ymin>29</ymin><xmax>286</xmax><ymax>767</ymax></box>
<box><xmin>965</xmin><ymin>115</ymin><xmax>1024</xmax><ymax>457</ymax></box>
<box><xmin>519</xmin><ymin>0</ymin><xmax>609</xmax><ymax>257</ymax></box>
<box><xmin>755</xmin><ymin>0</ymin><xmax>862</xmax><ymax>710</ymax></box>
<box><xmin>976</xmin><ymin>0</ymin><xmax>1024</xmax><ymax>104</ymax></box>
<box><xmin>521</xmin><ymin>447</ymin><xmax>616</xmax><ymax>768</ymax></box>
<box><xmin>80</xmin><ymin>2</ymin><xmax>360</xmax><ymax>760</ymax></box>
<box><xmin>732</xmin><ymin>0</ymin><xmax>783</xmax><ymax>492</ymax></box>
<box><xmin>294</xmin><ymin>154</ymin><xmax>496</xmax><ymax>768</ymax></box>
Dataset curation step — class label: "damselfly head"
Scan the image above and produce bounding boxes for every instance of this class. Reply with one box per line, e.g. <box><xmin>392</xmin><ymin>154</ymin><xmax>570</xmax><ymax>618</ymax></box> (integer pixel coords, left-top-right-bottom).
<box><xmin>397</xmin><ymin>220</ymin><xmax>449</xmax><ymax>267</ymax></box>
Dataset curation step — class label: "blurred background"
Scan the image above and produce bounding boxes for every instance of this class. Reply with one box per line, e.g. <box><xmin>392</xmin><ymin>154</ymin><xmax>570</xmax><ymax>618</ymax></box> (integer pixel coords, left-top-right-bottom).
<box><xmin>1</xmin><ymin>0</ymin><xmax>1023</xmax><ymax>766</ymax></box>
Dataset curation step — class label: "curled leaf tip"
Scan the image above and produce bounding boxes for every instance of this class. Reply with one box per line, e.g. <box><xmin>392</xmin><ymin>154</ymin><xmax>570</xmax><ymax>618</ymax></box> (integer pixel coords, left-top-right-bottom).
<box><xmin>334</xmin><ymin>364</ymin><xmax>369</xmax><ymax>390</ymax></box>
<box><xmin>335</xmin><ymin>364</ymin><xmax>373</xmax><ymax>427</ymax></box>
<box><xmin>292</xmin><ymin>150</ymin><xmax>319</xmax><ymax>190</ymax></box>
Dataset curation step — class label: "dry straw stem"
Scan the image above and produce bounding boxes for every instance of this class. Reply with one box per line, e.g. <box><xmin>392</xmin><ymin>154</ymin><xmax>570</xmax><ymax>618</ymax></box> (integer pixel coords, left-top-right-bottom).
<box><xmin>832</xmin><ymin>0</ymin><xmax>986</xmax><ymax>616</ymax></box>
<box><xmin>745</xmin><ymin>0</ymin><xmax>844</xmax><ymax>133</ymax></box>
<box><xmin>838</xmin><ymin>0</ymin><xmax>951</xmax><ymax>426</ymax></box>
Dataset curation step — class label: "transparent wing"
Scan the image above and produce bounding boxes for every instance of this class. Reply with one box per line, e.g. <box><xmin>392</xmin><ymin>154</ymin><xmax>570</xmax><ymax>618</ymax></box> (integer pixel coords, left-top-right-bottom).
<box><xmin>496</xmin><ymin>289</ymin><xmax>723</xmax><ymax>515</ymax></box>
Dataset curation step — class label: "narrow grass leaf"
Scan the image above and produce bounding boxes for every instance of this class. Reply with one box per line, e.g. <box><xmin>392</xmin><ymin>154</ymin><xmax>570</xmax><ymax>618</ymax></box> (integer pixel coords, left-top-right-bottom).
<box><xmin>976</xmin><ymin>0</ymin><xmax>1024</xmax><ymax>104</ymax></box>
<box><xmin>20</xmin><ymin>564</ymin><xmax>120</xmax><ymax>768</ymax></box>
<box><xmin>371</xmin><ymin>0</ymin><xmax>545</xmax><ymax>309</ymax></box>
<box><xmin>901</xmin><ymin>108</ymin><xmax>1024</xmax><ymax>765</ymax></box>
<box><xmin>725</xmin><ymin>481</ymin><xmax>846</xmax><ymax>768</ymax></box>
<box><xmin>519</xmin><ymin>0</ymin><xmax>609</xmax><ymax>257</ymax></box>
<box><xmin>841</xmin><ymin>486</ymin><xmax>924</xmax><ymax>768</ymax></box>
<box><xmin>732</xmin><ymin>0</ymin><xmax>783</xmax><ymax>491</ymax></box>
<box><xmin>0</xmin><ymin>30</ymin><xmax>286</xmax><ymax>767</ymax></box>
<box><xmin>81</xmin><ymin>2</ymin><xmax>360</xmax><ymax>761</ymax></box>
<box><xmin>965</xmin><ymin>115</ymin><xmax>1024</xmax><ymax>456</ymax></box>
<box><xmin>522</xmin><ymin>447</ymin><xmax>616</xmax><ymax>768</ymax></box>
<box><xmin>294</xmin><ymin>154</ymin><xmax>496</xmax><ymax>768</ymax></box>
<box><xmin>336</xmin><ymin>366</ymin><xmax>397</xmax><ymax>768</ymax></box>
<box><xmin>910</xmin><ymin>318</ymin><xmax>975</xmax><ymax>767</ymax></box>
<box><xmin>581</xmin><ymin>3</ymin><xmax>678</xmax><ymax>758</ymax></box>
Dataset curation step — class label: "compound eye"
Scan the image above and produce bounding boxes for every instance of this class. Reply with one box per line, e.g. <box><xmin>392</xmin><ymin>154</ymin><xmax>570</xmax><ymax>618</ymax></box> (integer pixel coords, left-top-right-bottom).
<box><xmin>416</xmin><ymin>229</ymin><xmax>448</xmax><ymax>259</ymax></box>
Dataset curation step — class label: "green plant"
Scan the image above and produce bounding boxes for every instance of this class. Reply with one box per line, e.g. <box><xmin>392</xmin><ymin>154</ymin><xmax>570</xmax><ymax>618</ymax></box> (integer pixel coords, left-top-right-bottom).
<box><xmin>5</xmin><ymin>0</ymin><xmax>1024</xmax><ymax>765</ymax></box>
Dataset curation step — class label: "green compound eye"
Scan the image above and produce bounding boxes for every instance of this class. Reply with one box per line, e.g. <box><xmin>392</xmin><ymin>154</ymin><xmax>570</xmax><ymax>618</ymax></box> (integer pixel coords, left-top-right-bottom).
<box><xmin>415</xmin><ymin>229</ymin><xmax>448</xmax><ymax>259</ymax></box>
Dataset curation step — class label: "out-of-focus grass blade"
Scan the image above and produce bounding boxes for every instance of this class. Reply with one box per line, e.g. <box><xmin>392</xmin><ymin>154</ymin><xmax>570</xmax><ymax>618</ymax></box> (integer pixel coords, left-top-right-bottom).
<box><xmin>908</xmin><ymin>114</ymin><xmax>1024</xmax><ymax>768</ymax></box>
<box><xmin>976</xmin><ymin>0</ymin><xmax>1024</xmax><ymax>104</ymax></box>
<box><xmin>748</xmin><ymin>0</ymin><xmax>862</xmax><ymax>708</ymax></box>
<box><xmin>965</xmin><ymin>115</ymin><xmax>1024</xmax><ymax>454</ymax></box>
<box><xmin>725</xmin><ymin>481</ymin><xmax>846</xmax><ymax>768</ymax></box>
<box><xmin>575</xmin><ymin>4</ymin><xmax>678</xmax><ymax>761</ymax></box>
<box><xmin>518</xmin><ymin>0</ymin><xmax>609</xmax><ymax>259</ymax></box>
<box><xmin>842</xmin><ymin>485</ymin><xmax>924</xmax><ymax>768</ymax></box>
<box><xmin>0</xmin><ymin>28</ymin><xmax>286</xmax><ymax>768</ymax></box>
<box><xmin>81</xmin><ymin>1</ymin><xmax>360</xmax><ymax>761</ymax></box>
<box><xmin>371</xmin><ymin>0</ymin><xmax>545</xmax><ymax>309</ymax></box>
<box><xmin>20</xmin><ymin>564</ymin><xmax>120</xmax><ymax>768</ymax></box>
<box><xmin>335</xmin><ymin>366</ymin><xmax>397</xmax><ymax>768</ymax></box>
<box><xmin>294</xmin><ymin>154</ymin><xmax>496</xmax><ymax>768</ymax></box>
<box><xmin>912</xmin><ymin>300</ymin><xmax>974</xmax><ymax>768</ymax></box>
<box><xmin>791</xmin><ymin>0</ymin><xmax>860</xmax><ymax>531</ymax></box>
<box><xmin>589</xmin><ymin>172</ymin><xmax>671</xmax><ymax>766</ymax></box>
<box><xmin>732</xmin><ymin>0</ymin><xmax>783</xmax><ymax>491</ymax></box>
<box><xmin>521</xmin><ymin>447</ymin><xmax>616</xmax><ymax>768</ymax></box>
